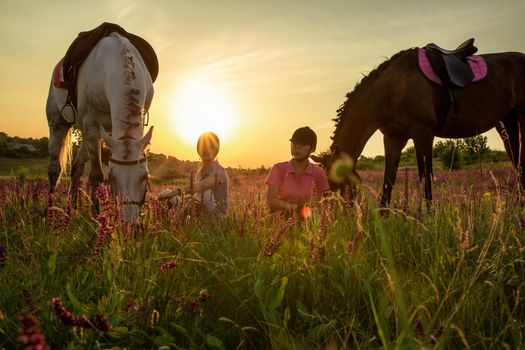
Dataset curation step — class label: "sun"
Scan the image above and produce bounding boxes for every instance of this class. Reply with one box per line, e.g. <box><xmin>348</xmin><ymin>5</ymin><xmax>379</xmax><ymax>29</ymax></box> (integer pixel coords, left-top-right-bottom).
<box><xmin>170</xmin><ymin>80</ymin><xmax>238</xmax><ymax>145</ymax></box>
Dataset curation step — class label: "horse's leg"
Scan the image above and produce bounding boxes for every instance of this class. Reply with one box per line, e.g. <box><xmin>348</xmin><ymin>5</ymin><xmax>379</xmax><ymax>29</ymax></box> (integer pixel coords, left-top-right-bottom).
<box><xmin>413</xmin><ymin>134</ymin><xmax>434</xmax><ymax>204</ymax></box>
<box><xmin>380</xmin><ymin>135</ymin><xmax>408</xmax><ymax>207</ymax></box>
<box><xmin>496</xmin><ymin>113</ymin><xmax>519</xmax><ymax>168</ymax></box>
<box><xmin>518</xmin><ymin>113</ymin><xmax>525</xmax><ymax>188</ymax></box>
<box><xmin>70</xmin><ymin>140</ymin><xmax>89</xmax><ymax>209</ymax></box>
<box><xmin>84</xmin><ymin>124</ymin><xmax>104</xmax><ymax>213</ymax></box>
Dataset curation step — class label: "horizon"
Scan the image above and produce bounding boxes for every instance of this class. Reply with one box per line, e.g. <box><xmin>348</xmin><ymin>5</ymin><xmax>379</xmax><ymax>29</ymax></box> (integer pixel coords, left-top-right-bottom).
<box><xmin>2</xmin><ymin>1</ymin><xmax>524</xmax><ymax>168</ymax></box>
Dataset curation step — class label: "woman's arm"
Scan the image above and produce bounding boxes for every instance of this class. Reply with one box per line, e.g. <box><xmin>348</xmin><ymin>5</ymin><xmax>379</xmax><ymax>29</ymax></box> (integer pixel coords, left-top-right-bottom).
<box><xmin>266</xmin><ymin>185</ymin><xmax>298</xmax><ymax>212</ymax></box>
<box><xmin>179</xmin><ymin>170</ymin><xmax>218</xmax><ymax>194</ymax></box>
<box><xmin>158</xmin><ymin>188</ymin><xmax>181</xmax><ymax>200</ymax></box>
<box><xmin>158</xmin><ymin>169</ymin><xmax>220</xmax><ymax>200</ymax></box>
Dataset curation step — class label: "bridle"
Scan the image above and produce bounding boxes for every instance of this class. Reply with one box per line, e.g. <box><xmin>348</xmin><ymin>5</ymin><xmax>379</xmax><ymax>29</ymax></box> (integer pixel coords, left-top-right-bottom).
<box><xmin>109</xmin><ymin>157</ymin><xmax>147</xmax><ymax>166</ymax></box>
<box><xmin>109</xmin><ymin>156</ymin><xmax>148</xmax><ymax>207</ymax></box>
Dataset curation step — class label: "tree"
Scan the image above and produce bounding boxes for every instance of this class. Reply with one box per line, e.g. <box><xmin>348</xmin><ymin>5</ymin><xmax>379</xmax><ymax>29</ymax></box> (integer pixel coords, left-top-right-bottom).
<box><xmin>460</xmin><ymin>135</ymin><xmax>489</xmax><ymax>164</ymax></box>
<box><xmin>400</xmin><ymin>146</ymin><xmax>416</xmax><ymax>165</ymax></box>
<box><xmin>433</xmin><ymin>140</ymin><xmax>462</xmax><ymax>169</ymax></box>
<box><xmin>36</xmin><ymin>137</ymin><xmax>49</xmax><ymax>158</ymax></box>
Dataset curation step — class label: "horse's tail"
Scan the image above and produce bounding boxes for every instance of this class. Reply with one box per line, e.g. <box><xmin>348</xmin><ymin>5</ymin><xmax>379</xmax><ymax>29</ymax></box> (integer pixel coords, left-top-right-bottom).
<box><xmin>59</xmin><ymin>127</ymin><xmax>73</xmax><ymax>177</ymax></box>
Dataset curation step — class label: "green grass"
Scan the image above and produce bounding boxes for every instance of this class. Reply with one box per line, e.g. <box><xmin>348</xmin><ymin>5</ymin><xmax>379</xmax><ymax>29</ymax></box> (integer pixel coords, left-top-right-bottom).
<box><xmin>0</xmin><ymin>157</ymin><xmax>49</xmax><ymax>177</ymax></box>
<box><xmin>0</xmin><ymin>169</ymin><xmax>524</xmax><ymax>349</ymax></box>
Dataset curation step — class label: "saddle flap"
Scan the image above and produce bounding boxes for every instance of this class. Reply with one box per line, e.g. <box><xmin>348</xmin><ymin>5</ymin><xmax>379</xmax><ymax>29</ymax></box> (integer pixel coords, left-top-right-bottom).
<box><xmin>441</xmin><ymin>54</ymin><xmax>474</xmax><ymax>88</ymax></box>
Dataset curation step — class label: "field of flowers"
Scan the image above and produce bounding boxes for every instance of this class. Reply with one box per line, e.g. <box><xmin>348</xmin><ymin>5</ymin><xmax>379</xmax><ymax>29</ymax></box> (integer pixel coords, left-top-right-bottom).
<box><xmin>0</xmin><ymin>166</ymin><xmax>524</xmax><ymax>349</ymax></box>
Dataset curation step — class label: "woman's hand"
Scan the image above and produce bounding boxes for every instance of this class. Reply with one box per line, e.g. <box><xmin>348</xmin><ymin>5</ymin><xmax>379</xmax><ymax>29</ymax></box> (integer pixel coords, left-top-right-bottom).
<box><xmin>200</xmin><ymin>169</ymin><xmax>218</xmax><ymax>190</ymax></box>
<box><xmin>158</xmin><ymin>189</ymin><xmax>175</xmax><ymax>200</ymax></box>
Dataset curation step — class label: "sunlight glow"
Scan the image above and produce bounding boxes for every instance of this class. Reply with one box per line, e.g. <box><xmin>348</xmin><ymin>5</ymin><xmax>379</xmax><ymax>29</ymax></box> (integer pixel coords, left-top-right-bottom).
<box><xmin>170</xmin><ymin>80</ymin><xmax>238</xmax><ymax>145</ymax></box>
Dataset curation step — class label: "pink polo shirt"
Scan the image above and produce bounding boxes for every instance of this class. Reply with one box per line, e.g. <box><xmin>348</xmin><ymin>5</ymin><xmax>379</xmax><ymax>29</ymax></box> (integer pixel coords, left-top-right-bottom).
<box><xmin>265</xmin><ymin>160</ymin><xmax>330</xmax><ymax>204</ymax></box>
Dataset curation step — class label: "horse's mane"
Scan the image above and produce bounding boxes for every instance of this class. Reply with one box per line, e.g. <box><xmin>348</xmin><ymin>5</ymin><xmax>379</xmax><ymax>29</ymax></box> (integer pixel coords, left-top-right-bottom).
<box><xmin>113</xmin><ymin>33</ymin><xmax>143</xmax><ymax>133</ymax></box>
<box><xmin>331</xmin><ymin>48</ymin><xmax>416</xmax><ymax>145</ymax></box>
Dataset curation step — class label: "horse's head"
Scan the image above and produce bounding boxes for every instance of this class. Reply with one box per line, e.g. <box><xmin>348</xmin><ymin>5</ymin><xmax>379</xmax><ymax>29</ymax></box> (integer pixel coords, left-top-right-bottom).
<box><xmin>100</xmin><ymin>126</ymin><xmax>153</xmax><ymax>222</ymax></box>
<box><xmin>311</xmin><ymin>146</ymin><xmax>361</xmax><ymax>198</ymax></box>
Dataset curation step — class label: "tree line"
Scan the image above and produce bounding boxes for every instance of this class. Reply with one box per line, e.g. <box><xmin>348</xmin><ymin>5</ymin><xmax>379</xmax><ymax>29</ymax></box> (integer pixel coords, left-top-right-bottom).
<box><xmin>358</xmin><ymin>135</ymin><xmax>509</xmax><ymax>170</ymax></box>
<box><xmin>0</xmin><ymin>132</ymin><xmax>510</xmax><ymax>170</ymax></box>
<box><xmin>0</xmin><ymin>132</ymin><xmax>49</xmax><ymax>158</ymax></box>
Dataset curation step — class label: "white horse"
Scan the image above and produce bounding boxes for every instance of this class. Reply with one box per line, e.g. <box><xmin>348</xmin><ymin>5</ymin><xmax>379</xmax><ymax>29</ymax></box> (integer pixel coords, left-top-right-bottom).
<box><xmin>46</xmin><ymin>32</ymin><xmax>154</xmax><ymax>222</ymax></box>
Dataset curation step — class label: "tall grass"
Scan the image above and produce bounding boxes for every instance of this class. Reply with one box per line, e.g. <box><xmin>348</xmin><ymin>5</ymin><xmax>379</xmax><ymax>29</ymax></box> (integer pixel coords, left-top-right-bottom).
<box><xmin>0</xmin><ymin>167</ymin><xmax>524</xmax><ymax>349</ymax></box>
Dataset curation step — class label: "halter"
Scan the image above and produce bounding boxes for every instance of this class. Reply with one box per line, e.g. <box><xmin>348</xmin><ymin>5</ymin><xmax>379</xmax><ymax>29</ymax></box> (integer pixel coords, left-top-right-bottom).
<box><xmin>109</xmin><ymin>156</ymin><xmax>148</xmax><ymax>207</ymax></box>
<box><xmin>121</xmin><ymin>198</ymin><xmax>144</xmax><ymax>207</ymax></box>
<box><xmin>109</xmin><ymin>157</ymin><xmax>147</xmax><ymax>166</ymax></box>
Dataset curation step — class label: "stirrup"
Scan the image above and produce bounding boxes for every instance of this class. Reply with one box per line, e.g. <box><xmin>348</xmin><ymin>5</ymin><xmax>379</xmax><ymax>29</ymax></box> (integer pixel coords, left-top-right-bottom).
<box><xmin>60</xmin><ymin>103</ymin><xmax>77</xmax><ymax>124</ymax></box>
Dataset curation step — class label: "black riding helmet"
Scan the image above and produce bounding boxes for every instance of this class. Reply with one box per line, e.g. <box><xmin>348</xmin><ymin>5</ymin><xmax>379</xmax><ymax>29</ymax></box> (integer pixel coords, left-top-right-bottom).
<box><xmin>290</xmin><ymin>126</ymin><xmax>317</xmax><ymax>152</ymax></box>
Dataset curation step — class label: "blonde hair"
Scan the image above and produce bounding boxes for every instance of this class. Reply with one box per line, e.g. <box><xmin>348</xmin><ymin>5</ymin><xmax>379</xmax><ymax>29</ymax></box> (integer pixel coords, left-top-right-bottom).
<box><xmin>197</xmin><ymin>131</ymin><xmax>220</xmax><ymax>157</ymax></box>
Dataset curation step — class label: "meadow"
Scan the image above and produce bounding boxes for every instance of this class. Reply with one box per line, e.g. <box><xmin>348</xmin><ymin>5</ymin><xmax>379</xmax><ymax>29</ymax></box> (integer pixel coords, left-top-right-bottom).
<box><xmin>0</xmin><ymin>166</ymin><xmax>524</xmax><ymax>349</ymax></box>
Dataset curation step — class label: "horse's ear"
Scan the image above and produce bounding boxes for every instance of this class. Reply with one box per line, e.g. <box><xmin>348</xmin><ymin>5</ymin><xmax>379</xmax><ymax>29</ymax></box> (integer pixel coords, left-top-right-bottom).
<box><xmin>141</xmin><ymin>126</ymin><xmax>154</xmax><ymax>148</ymax></box>
<box><xmin>99</xmin><ymin>126</ymin><xmax>116</xmax><ymax>149</ymax></box>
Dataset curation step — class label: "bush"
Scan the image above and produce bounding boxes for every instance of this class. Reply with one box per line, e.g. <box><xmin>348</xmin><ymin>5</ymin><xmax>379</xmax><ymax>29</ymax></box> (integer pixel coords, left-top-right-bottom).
<box><xmin>434</xmin><ymin>140</ymin><xmax>462</xmax><ymax>169</ymax></box>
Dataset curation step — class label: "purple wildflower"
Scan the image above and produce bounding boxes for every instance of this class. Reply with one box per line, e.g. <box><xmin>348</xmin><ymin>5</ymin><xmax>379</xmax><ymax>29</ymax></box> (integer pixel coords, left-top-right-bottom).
<box><xmin>46</xmin><ymin>193</ymin><xmax>71</xmax><ymax>232</ymax></box>
<box><xmin>263</xmin><ymin>218</ymin><xmax>293</xmax><ymax>257</ymax></box>
<box><xmin>92</xmin><ymin>313</ymin><xmax>111</xmax><ymax>331</ymax></box>
<box><xmin>347</xmin><ymin>230</ymin><xmax>362</xmax><ymax>258</ymax></box>
<box><xmin>0</xmin><ymin>244</ymin><xmax>6</xmax><ymax>269</ymax></box>
<box><xmin>123</xmin><ymin>298</ymin><xmax>138</xmax><ymax>314</ymax></box>
<box><xmin>159</xmin><ymin>260</ymin><xmax>178</xmax><ymax>272</ymax></box>
<box><xmin>22</xmin><ymin>289</ymin><xmax>40</xmax><ymax>315</ymax></box>
<box><xmin>519</xmin><ymin>216</ymin><xmax>525</xmax><ymax>230</ymax></box>
<box><xmin>17</xmin><ymin>313</ymin><xmax>48</xmax><ymax>350</ymax></box>
<box><xmin>176</xmin><ymin>289</ymin><xmax>213</xmax><ymax>315</ymax></box>
<box><xmin>92</xmin><ymin>183</ymin><xmax>119</xmax><ymax>258</ymax></box>
<box><xmin>51</xmin><ymin>297</ymin><xmax>111</xmax><ymax>331</ymax></box>
<box><xmin>95</xmin><ymin>183</ymin><xmax>111</xmax><ymax>208</ymax></box>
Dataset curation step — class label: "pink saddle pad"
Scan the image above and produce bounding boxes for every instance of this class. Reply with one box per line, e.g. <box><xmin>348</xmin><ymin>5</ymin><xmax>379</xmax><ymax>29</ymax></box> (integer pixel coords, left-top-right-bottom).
<box><xmin>53</xmin><ymin>58</ymin><xmax>67</xmax><ymax>89</ymax></box>
<box><xmin>418</xmin><ymin>48</ymin><xmax>487</xmax><ymax>86</ymax></box>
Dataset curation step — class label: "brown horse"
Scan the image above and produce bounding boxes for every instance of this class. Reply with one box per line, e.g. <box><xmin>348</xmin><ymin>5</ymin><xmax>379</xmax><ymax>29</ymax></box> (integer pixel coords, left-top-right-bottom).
<box><xmin>313</xmin><ymin>47</ymin><xmax>525</xmax><ymax>206</ymax></box>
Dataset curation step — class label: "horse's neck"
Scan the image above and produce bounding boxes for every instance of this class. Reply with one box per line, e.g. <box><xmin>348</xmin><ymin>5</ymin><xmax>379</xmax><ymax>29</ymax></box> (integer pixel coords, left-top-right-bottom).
<box><xmin>336</xmin><ymin>109</ymin><xmax>379</xmax><ymax>161</ymax></box>
<box><xmin>103</xmin><ymin>34</ymin><xmax>147</xmax><ymax>140</ymax></box>
<box><xmin>112</xmin><ymin>125</ymin><xmax>144</xmax><ymax>141</ymax></box>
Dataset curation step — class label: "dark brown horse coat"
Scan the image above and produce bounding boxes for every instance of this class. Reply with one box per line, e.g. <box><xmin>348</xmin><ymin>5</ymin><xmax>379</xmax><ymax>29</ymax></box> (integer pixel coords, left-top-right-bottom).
<box><xmin>318</xmin><ymin>48</ymin><xmax>525</xmax><ymax>205</ymax></box>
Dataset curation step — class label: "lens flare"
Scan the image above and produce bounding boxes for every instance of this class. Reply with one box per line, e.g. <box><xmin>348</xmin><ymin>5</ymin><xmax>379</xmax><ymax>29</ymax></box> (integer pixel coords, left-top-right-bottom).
<box><xmin>300</xmin><ymin>205</ymin><xmax>312</xmax><ymax>219</ymax></box>
<box><xmin>329</xmin><ymin>154</ymin><xmax>355</xmax><ymax>184</ymax></box>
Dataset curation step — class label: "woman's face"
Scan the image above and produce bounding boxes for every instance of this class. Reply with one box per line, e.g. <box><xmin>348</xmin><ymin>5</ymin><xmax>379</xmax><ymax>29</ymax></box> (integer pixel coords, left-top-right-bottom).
<box><xmin>197</xmin><ymin>134</ymin><xmax>220</xmax><ymax>161</ymax></box>
<box><xmin>198</xmin><ymin>145</ymin><xmax>219</xmax><ymax>161</ymax></box>
<box><xmin>290</xmin><ymin>141</ymin><xmax>312</xmax><ymax>161</ymax></box>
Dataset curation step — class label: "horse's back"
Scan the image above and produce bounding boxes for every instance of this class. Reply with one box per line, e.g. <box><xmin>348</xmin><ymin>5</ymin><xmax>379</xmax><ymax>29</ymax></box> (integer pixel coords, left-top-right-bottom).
<box><xmin>74</xmin><ymin>32</ymin><xmax>153</xmax><ymax>141</ymax></box>
<box><xmin>481</xmin><ymin>51</ymin><xmax>525</xmax><ymax>76</ymax></box>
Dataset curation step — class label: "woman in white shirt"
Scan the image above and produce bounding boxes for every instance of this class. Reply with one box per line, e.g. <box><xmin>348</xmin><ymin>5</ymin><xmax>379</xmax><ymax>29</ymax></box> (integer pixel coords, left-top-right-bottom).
<box><xmin>158</xmin><ymin>131</ymin><xmax>229</xmax><ymax>220</ymax></box>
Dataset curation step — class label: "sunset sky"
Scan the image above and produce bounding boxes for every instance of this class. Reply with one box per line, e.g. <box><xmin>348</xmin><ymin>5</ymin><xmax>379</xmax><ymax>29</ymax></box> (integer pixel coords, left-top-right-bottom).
<box><xmin>1</xmin><ymin>0</ymin><xmax>524</xmax><ymax>168</ymax></box>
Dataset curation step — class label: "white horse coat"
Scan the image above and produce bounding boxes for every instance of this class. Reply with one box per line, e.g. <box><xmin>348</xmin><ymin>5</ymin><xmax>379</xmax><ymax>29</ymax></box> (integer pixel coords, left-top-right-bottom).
<box><xmin>46</xmin><ymin>32</ymin><xmax>154</xmax><ymax>222</ymax></box>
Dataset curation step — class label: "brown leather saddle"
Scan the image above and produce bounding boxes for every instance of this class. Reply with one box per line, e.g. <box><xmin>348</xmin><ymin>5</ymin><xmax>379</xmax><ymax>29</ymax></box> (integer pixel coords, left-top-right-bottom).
<box><xmin>423</xmin><ymin>38</ymin><xmax>478</xmax><ymax>130</ymax></box>
<box><xmin>59</xmin><ymin>22</ymin><xmax>159</xmax><ymax>123</ymax></box>
<box><xmin>424</xmin><ymin>38</ymin><xmax>477</xmax><ymax>88</ymax></box>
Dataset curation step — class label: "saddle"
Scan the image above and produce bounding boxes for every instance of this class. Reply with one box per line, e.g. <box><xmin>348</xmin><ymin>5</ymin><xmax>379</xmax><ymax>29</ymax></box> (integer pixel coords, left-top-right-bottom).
<box><xmin>424</xmin><ymin>38</ymin><xmax>478</xmax><ymax>88</ymax></box>
<box><xmin>421</xmin><ymin>38</ymin><xmax>487</xmax><ymax>131</ymax></box>
<box><xmin>57</xmin><ymin>22</ymin><xmax>159</xmax><ymax>123</ymax></box>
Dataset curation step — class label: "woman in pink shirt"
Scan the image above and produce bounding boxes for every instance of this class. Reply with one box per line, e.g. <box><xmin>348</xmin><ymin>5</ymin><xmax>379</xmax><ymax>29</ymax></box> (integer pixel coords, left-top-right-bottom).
<box><xmin>265</xmin><ymin>126</ymin><xmax>329</xmax><ymax>214</ymax></box>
